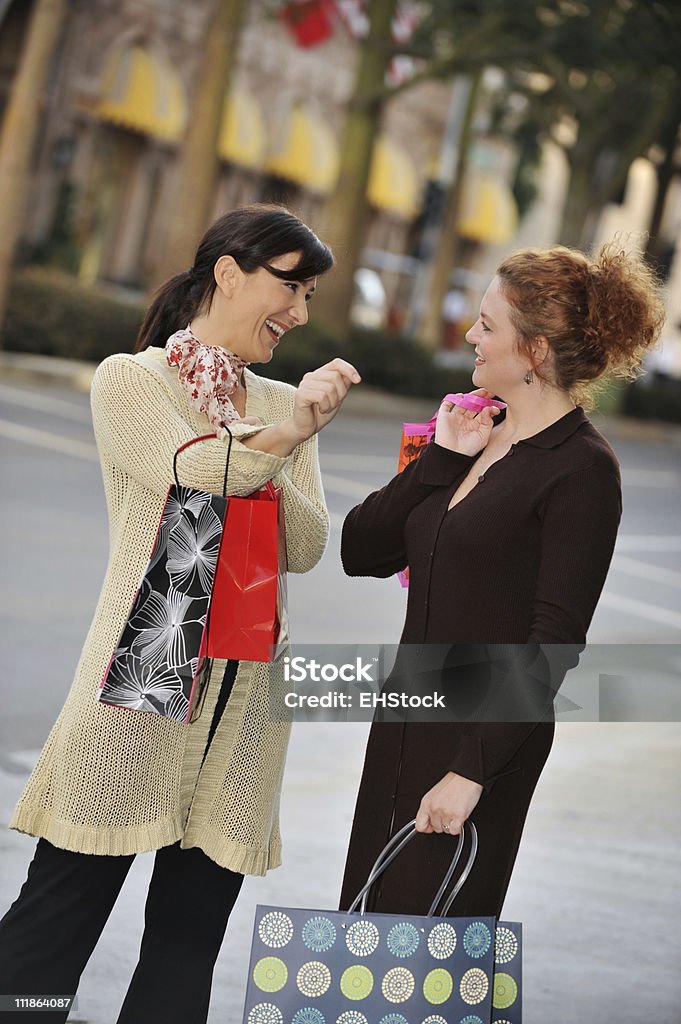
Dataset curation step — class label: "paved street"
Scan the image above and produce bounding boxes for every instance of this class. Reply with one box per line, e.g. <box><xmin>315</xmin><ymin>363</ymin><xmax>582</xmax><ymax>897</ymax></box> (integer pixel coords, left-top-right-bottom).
<box><xmin>0</xmin><ymin>376</ymin><xmax>680</xmax><ymax>1023</ymax></box>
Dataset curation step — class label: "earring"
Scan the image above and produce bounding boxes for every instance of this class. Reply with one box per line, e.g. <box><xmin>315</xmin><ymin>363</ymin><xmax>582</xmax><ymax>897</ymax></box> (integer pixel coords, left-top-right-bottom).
<box><xmin>524</xmin><ymin>369</ymin><xmax>534</xmax><ymax>385</ymax></box>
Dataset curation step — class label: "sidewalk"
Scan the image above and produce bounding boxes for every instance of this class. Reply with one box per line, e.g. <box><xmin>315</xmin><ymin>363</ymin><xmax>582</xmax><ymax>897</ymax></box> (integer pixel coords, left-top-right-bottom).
<box><xmin>2</xmin><ymin>349</ymin><xmax>681</xmax><ymax>444</ymax></box>
<box><xmin>2</xmin><ymin>723</ymin><xmax>679</xmax><ymax>1023</ymax></box>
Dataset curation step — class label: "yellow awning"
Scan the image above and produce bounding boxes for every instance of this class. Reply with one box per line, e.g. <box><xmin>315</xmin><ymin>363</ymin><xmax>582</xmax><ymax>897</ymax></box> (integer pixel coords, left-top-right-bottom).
<box><xmin>95</xmin><ymin>45</ymin><xmax>188</xmax><ymax>143</ymax></box>
<box><xmin>367</xmin><ymin>136</ymin><xmax>419</xmax><ymax>219</ymax></box>
<box><xmin>218</xmin><ymin>88</ymin><xmax>267</xmax><ymax>169</ymax></box>
<box><xmin>265</xmin><ymin>107</ymin><xmax>339</xmax><ymax>193</ymax></box>
<box><xmin>458</xmin><ymin>175</ymin><xmax>518</xmax><ymax>244</ymax></box>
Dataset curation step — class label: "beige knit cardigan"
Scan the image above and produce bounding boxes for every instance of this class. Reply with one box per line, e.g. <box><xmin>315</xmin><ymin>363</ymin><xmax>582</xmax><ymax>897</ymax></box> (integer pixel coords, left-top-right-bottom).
<box><xmin>10</xmin><ymin>347</ymin><xmax>329</xmax><ymax>875</ymax></box>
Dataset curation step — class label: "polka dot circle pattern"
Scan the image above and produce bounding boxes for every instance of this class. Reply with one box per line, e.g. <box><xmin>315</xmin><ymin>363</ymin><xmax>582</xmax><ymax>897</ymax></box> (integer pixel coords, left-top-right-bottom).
<box><xmin>302</xmin><ymin>916</ymin><xmax>337</xmax><ymax>953</ymax></box>
<box><xmin>253</xmin><ymin>957</ymin><xmax>288</xmax><ymax>993</ymax></box>
<box><xmin>381</xmin><ymin>967</ymin><xmax>415</xmax><ymax>1003</ymax></box>
<box><xmin>258</xmin><ymin>912</ymin><xmax>293</xmax><ymax>949</ymax></box>
<box><xmin>336</xmin><ymin>1013</ymin><xmax>368</xmax><ymax>1024</ymax></box>
<box><xmin>494</xmin><ymin>927</ymin><xmax>519</xmax><ymax>965</ymax></box>
<box><xmin>492</xmin><ymin>972</ymin><xmax>518</xmax><ymax>1009</ymax></box>
<box><xmin>340</xmin><ymin>965</ymin><xmax>374</xmax><ymax>1001</ymax></box>
<box><xmin>292</xmin><ymin>1011</ymin><xmax>325</xmax><ymax>1024</ymax></box>
<box><xmin>387</xmin><ymin>922</ymin><xmax>421</xmax><ymax>958</ymax></box>
<box><xmin>249</xmin><ymin>913</ymin><xmax>511</xmax><ymax>1023</ymax></box>
<box><xmin>247</xmin><ymin>1003</ymin><xmax>283</xmax><ymax>1024</ymax></box>
<box><xmin>463</xmin><ymin>922</ymin><xmax>492</xmax><ymax>959</ymax></box>
<box><xmin>427</xmin><ymin>923</ymin><xmax>457</xmax><ymax>960</ymax></box>
<box><xmin>423</xmin><ymin>968</ymin><xmax>453</xmax><ymax>1005</ymax></box>
<box><xmin>345</xmin><ymin>921</ymin><xmax>380</xmax><ymax>957</ymax></box>
<box><xmin>297</xmin><ymin>961</ymin><xmax>332</xmax><ymax>998</ymax></box>
<box><xmin>459</xmin><ymin>968</ymin><xmax>489</xmax><ymax>1005</ymax></box>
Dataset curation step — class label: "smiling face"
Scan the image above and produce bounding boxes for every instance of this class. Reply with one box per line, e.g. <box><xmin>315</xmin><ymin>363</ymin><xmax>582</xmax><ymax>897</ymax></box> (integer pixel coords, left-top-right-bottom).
<box><xmin>465</xmin><ymin>276</ymin><xmax>537</xmax><ymax>397</ymax></box>
<box><xmin>211</xmin><ymin>250</ymin><xmax>317</xmax><ymax>364</ymax></box>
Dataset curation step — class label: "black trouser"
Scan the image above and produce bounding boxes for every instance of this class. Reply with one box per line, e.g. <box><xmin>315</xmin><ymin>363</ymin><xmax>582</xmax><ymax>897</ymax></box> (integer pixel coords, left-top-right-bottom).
<box><xmin>0</xmin><ymin>661</ymin><xmax>241</xmax><ymax>1024</ymax></box>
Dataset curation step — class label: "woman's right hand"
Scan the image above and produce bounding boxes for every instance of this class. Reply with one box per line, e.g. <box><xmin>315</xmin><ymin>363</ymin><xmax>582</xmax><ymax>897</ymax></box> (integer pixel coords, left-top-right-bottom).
<box><xmin>241</xmin><ymin>359</ymin><xmax>361</xmax><ymax>458</ymax></box>
<box><xmin>415</xmin><ymin>771</ymin><xmax>484</xmax><ymax>835</ymax></box>
<box><xmin>288</xmin><ymin>358</ymin><xmax>361</xmax><ymax>442</ymax></box>
<box><xmin>434</xmin><ymin>389</ymin><xmax>501</xmax><ymax>456</ymax></box>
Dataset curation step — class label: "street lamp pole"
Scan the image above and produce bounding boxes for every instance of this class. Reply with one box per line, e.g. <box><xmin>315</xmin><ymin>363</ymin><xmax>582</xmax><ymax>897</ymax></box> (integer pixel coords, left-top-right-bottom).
<box><xmin>404</xmin><ymin>75</ymin><xmax>473</xmax><ymax>342</ymax></box>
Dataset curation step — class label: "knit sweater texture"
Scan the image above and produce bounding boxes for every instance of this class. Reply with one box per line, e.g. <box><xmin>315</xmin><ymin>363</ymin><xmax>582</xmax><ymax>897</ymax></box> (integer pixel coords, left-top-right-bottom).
<box><xmin>10</xmin><ymin>347</ymin><xmax>329</xmax><ymax>874</ymax></box>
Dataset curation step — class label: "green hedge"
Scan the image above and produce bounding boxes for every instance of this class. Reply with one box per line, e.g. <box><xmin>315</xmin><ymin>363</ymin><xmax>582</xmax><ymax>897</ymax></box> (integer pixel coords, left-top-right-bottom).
<box><xmin>4</xmin><ymin>266</ymin><xmax>678</xmax><ymax>419</ymax></box>
<box><xmin>255</xmin><ymin>323</ymin><xmax>473</xmax><ymax>398</ymax></box>
<box><xmin>0</xmin><ymin>267</ymin><xmax>472</xmax><ymax>399</ymax></box>
<box><xmin>622</xmin><ymin>373</ymin><xmax>681</xmax><ymax>424</ymax></box>
<box><xmin>2</xmin><ymin>267</ymin><xmax>145</xmax><ymax>361</ymax></box>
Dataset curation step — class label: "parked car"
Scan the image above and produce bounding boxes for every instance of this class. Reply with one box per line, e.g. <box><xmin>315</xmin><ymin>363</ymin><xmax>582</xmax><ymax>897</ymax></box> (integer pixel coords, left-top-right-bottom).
<box><xmin>351</xmin><ymin>267</ymin><xmax>388</xmax><ymax>329</ymax></box>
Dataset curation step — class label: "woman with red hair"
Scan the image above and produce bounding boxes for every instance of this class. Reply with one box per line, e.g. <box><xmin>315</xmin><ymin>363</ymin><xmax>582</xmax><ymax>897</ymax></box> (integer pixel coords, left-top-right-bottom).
<box><xmin>340</xmin><ymin>242</ymin><xmax>665</xmax><ymax>917</ymax></box>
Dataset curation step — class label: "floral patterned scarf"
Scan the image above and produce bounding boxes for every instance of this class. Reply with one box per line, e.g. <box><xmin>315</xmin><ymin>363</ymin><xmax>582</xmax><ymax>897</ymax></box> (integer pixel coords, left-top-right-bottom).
<box><xmin>165</xmin><ymin>326</ymin><xmax>249</xmax><ymax>431</ymax></box>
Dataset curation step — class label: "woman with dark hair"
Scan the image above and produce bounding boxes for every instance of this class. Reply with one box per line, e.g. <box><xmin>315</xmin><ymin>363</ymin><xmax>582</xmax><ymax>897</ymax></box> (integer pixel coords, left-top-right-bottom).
<box><xmin>339</xmin><ymin>242</ymin><xmax>665</xmax><ymax>918</ymax></box>
<box><xmin>0</xmin><ymin>204</ymin><xmax>359</xmax><ymax>1023</ymax></box>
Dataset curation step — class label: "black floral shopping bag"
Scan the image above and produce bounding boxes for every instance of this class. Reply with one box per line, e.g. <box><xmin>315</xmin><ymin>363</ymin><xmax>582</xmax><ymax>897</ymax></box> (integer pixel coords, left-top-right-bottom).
<box><xmin>98</xmin><ymin>433</ymin><xmax>229</xmax><ymax>724</ymax></box>
<box><xmin>242</xmin><ymin>821</ymin><xmax>522</xmax><ymax>1024</ymax></box>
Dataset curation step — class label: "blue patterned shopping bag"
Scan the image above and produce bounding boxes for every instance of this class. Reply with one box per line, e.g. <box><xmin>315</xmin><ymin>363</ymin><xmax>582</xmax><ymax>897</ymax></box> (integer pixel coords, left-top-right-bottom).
<box><xmin>242</xmin><ymin>822</ymin><xmax>522</xmax><ymax>1024</ymax></box>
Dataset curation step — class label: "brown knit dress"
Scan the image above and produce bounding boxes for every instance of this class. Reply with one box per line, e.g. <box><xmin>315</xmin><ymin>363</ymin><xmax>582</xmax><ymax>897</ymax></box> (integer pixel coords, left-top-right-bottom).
<box><xmin>339</xmin><ymin>408</ymin><xmax>622</xmax><ymax>917</ymax></box>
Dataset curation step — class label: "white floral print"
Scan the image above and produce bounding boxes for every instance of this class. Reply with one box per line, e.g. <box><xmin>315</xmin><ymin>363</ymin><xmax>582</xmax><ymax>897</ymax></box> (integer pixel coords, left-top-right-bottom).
<box><xmin>167</xmin><ymin>500</ymin><xmax>223</xmax><ymax>594</ymax></box>
<box><xmin>129</xmin><ymin>586</ymin><xmax>206</xmax><ymax>670</ymax></box>
<box><xmin>100</xmin><ymin>652</ymin><xmax>181</xmax><ymax>712</ymax></box>
<box><xmin>162</xmin><ymin>486</ymin><xmax>212</xmax><ymax>530</ymax></box>
<box><xmin>100</xmin><ymin>471</ymin><xmax>229</xmax><ymax>722</ymax></box>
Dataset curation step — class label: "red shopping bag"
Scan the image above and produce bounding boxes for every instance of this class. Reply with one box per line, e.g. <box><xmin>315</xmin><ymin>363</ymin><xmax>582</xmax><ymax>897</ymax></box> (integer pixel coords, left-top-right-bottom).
<box><xmin>395</xmin><ymin>417</ymin><xmax>437</xmax><ymax>587</ymax></box>
<box><xmin>396</xmin><ymin>392</ymin><xmax>507</xmax><ymax>586</ymax></box>
<box><xmin>206</xmin><ymin>481</ymin><xmax>289</xmax><ymax>662</ymax></box>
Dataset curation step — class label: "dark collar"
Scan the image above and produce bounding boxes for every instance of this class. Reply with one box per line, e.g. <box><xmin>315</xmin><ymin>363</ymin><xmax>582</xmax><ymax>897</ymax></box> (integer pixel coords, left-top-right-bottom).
<box><xmin>516</xmin><ymin>406</ymin><xmax>588</xmax><ymax>448</ymax></box>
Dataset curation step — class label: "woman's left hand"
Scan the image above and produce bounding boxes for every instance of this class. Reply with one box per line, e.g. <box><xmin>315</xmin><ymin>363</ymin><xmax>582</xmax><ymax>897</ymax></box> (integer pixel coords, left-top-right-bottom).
<box><xmin>415</xmin><ymin>772</ymin><xmax>484</xmax><ymax>834</ymax></box>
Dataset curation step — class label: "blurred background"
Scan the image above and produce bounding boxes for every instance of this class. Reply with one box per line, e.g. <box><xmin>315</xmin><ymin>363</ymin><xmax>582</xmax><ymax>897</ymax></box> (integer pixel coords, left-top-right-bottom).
<box><xmin>0</xmin><ymin>0</ymin><xmax>680</xmax><ymax>416</ymax></box>
<box><xmin>1</xmin><ymin>3</ymin><xmax>681</xmax><ymax>1022</ymax></box>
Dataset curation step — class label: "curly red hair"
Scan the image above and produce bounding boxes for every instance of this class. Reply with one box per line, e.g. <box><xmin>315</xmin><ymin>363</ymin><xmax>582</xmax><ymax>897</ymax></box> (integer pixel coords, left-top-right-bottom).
<box><xmin>496</xmin><ymin>242</ymin><xmax>666</xmax><ymax>406</ymax></box>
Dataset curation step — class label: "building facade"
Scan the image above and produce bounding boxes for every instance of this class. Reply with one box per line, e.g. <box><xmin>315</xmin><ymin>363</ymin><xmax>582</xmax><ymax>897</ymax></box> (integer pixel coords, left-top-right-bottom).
<box><xmin>0</xmin><ymin>0</ymin><xmax>527</xmax><ymax>340</ymax></box>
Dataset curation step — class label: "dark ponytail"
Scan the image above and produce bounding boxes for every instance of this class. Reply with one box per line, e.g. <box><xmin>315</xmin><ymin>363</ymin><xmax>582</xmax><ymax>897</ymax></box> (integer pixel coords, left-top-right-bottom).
<box><xmin>134</xmin><ymin>204</ymin><xmax>334</xmax><ymax>352</ymax></box>
<box><xmin>134</xmin><ymin>269</ymin><xmax>198</xmax><ymax>354</ymax></box>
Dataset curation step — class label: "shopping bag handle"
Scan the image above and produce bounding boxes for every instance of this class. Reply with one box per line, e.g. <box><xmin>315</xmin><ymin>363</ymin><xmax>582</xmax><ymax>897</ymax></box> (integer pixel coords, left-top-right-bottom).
<box><xmin>173</xmin><ymin>430</ymin><xmax>233</xmax><ymax>498</ymax></box>
<box><xmin>173</xmin><ymin>429</ymin><xmax>277</xmax><ymax>501</ymax></box>
<box><xmin>216</xmin><ymin>427</ymin><xmax>279</xmax><ymax>501</ymax></box>
<box><xmin>346</xmin><ymin>818</ymin><xmax>478</xmax><ymax>918</ymax></box>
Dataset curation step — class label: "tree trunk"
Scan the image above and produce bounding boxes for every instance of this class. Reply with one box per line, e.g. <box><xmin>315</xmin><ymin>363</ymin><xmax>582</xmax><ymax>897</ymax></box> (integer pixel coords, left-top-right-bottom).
<box><xmin>558</xmin><ymin>155</ymin><xmax>594</xmax><ymax>248</ymax></box>
<box><xmin>0</xmin><ymin>0</ymin><xmax>68</xmax><ymax>339</ymax></box>
<box><xmin>419</xmin><ymin>72</ymin><xmax>481</xmax><ymax>349</ymax></box>
<box><xmin>314</xmin><ymin>0</ymin><xmax>398</xmax><ymax>337</ymax></box>
<box><xmin>150</xmin><ymin>0</ymin><xmax>247</xmax><ymax>290</ymax></box>
<box><xmin>558</xmin><ymin>84</ymin><xmax>675</xmax><ymax>252</ymax></box>
<box><xmin>645</xmin><ymin>90</ymin><xmax>681</xmax><ymax>261</ymax></box>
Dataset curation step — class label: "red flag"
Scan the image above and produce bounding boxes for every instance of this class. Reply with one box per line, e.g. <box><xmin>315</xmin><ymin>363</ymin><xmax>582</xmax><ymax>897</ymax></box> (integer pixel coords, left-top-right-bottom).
<box><xmin>277</xmin><ymin>0</ymin><xmax>335</xmax><ymax>47</ymax></box>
